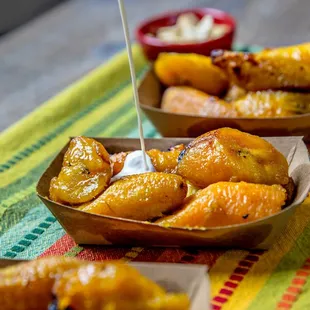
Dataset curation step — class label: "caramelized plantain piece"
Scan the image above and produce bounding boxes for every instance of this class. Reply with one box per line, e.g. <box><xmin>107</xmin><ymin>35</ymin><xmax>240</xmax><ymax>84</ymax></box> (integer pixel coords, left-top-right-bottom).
<box><xmin>161</xmin><ymin>86</ymin><xmax>237</xmax><ymax>117</ymax></box>
<box><xmin>0</xmin><ymin>257</ymin><xmax>190</xmax><ymax>310</ymax></box>
<box><xmin>82</xmin><ymin>172</ymin><xmax>187</xmax><ymax>221</ymax></box>
<box><xmin>157</xmin><ymin>182</ymin><xmax>287</xmax><ymax>228</ymax></box>
<box><xmin>110</xmin><ymin>145</ymin><xmax>186</xmax><ymax>176</ymax></box>
<box><xmin>212</xmin><ymin>43</ymin><xmax>310</xmax><ymax>91</ymax></box>
<box><xmin>234</xmin><ymin>90</ymin><xmax>310</xmax><ymax>117</ymax></box>
<box><xmin>0</xmin><ymin>257</ymin><xmax>83</xmax><ymax>310</ymax></box>
<box><xmin>177</xmin><ymin>128</ymin><xmax>289</xmax><ymax>188</ymax></box>
<box><xmin>110</xmin><ymin>151</ymin><xmax>130</xmax><ymax>175</ymax></box>
<box><xmin>154</xmin><ymin>53</ymin><xmax>229</xmax><ymax>95</ymax></box>
<box><xmin>224</xmin><ymin>84</ymin><xmax>247</xmax><ymax>102</ymax></box>
<box><xmin>49</xmin><ymin>137</ymin><xmax>111</xmax><ymax>205</ymax></box>
<box><xmin>55</xmin><ymin>261</ymin><xmax>189</xmax><ymax>310</ymax></box>
<box><xmin>147</xmin><ymin>144</ymin><xmax>185</xmax><ymax>173</ymax></box>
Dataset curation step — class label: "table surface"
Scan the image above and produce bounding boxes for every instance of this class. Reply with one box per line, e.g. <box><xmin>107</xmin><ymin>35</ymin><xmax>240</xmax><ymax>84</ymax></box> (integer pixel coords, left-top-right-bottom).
<box><xmin>0</xmin><ymin>0</ymin><xmax>310</xmax><ymax>132</ymax></box>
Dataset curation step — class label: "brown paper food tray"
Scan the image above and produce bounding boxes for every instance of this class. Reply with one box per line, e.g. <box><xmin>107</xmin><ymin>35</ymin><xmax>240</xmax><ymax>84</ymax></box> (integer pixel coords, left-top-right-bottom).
<box><xmin>138</xmin><ymin>69</ymin><xmax>310</xmax><ymax>139</ymax></box>
<box><xmin>36</xmin><ymin>137</ymin><xmax>310</xmax><ymax>250</ymax></box>
<box><xmin>0</xmin><ymin>259</ymin><xmax>210</xmax><ymax>310</ymax></box>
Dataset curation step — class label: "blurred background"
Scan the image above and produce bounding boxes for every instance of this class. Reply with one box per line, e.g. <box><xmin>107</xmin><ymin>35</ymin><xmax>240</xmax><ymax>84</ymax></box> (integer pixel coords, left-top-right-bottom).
<box><xmin>0</xmin><ymin>0</ymin><xmax>310</xmax><ymax>132</ymax></box>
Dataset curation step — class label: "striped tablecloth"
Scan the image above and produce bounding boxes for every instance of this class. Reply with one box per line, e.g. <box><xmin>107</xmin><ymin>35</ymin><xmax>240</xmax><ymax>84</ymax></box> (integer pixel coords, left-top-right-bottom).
<box><xmin>1</xmin><ymin>45</ymin><xmax>310</xmax><ymax>310</ymax></box>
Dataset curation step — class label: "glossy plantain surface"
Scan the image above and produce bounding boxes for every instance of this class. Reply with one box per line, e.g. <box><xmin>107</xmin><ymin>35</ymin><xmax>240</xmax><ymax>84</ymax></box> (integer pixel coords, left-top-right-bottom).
<box><xmin>81</xmin><ymin>172</ymin><xmax>187</xmax><ymax>221</ymax></box>
<box><xmin>234</xmin><ymin>90</ymin><xmax>310</xmax><ymax>117</ymax></box>
<box><xmin>157</xmin><ymin>182</ymin><xmax>287</xmax><ymax>228</ymax></box>
<box><xmin>161</xmin><ymin>86</ymin><xmax>237</xmax><ymax>117</ymax></box>
<box><xmin>0</xmin><ymin>257</ymin><xmax>83</xmax><ymax>310</ymax></box>
<box><xmin>177</xmin><ymin>128</ymin><xmax>289</xmax><ymax>188</ymax></box>
<box><xmin>212</xmin><ymin>43</ymin><xmax>310</xmax><ymax>91</ymax></box>
<box><xmin>49</xmin><ymin>137</ymin><xmax>111</xmax><ymax>205</ymax></box>
<box><xmin>0</xmin><ymin>257</ymin><xmax>189</xmax><ymax>310</ymax></box>
<box><xmin>155</xmin><ymin>52</ymin><xmax>229</xmax><ymax>95</ymax></box>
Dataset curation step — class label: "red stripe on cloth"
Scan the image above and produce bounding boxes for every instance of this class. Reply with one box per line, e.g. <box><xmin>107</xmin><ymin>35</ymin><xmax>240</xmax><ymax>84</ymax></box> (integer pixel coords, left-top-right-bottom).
<box><xmin>154</xmin><ymin>248</ymin><xmax>189</xmax><ymax>263</ymax></box>
<box><xmin>130</xmin><ymin>248</ymin><xmax>167</xmax><ymax>262</ymax></box>
<box><xmin>76</xmin><ymin>246</ymin><xmax>130</xmax><ymax>261</ymax></box>
<box><xmin>211</xmin><ymin>252</ymin><xmax>263</xmax><ymax>310</ymax></box>
<box><xmin>213</xmin><ymin>296</ymin><xmax>227</xmax><ymax>304</ymax></box>
<box><xmin>277</xmin><ymin>257</ymin><xmax>310</xmax><ymax>309</ymax></box>
<box><xmin>39</xmin><ymin>235</ymin><xmax>76</xmax><ymax>257</ymax></box>
<box><xmin>292</xmin><ymin>278</ymin><xmax>306</xmax><ymax>285</ymax></box>
<box><xmin>153</xmin><ymin>248</ymin><xmax>223</xmax><ymax>268</ymax></box>
<box><xmin>277</xmin><ymin>302</ymin><xmax>292</xmax><ymax>309</ymax></box>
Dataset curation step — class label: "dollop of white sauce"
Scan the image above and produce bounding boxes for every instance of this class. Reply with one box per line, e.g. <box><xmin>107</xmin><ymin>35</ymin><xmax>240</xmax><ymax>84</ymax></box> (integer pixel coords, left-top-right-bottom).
<box><xmin>111</xmin><ymin>150</ymin><xmax>155</xmax><ymax>182</ymax></box>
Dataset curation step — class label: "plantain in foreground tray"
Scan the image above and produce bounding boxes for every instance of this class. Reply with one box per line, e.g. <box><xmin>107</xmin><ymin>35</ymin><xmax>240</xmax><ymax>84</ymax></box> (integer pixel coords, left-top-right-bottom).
<box><xmin>48</xmin><ymin>127</ymin><xmax>294</xmax><ymax>227</ymax></box>
<box><xmin>49</xmin><ymin>137</ymin><xmax>111</xmax><ymax>205</ymax></box>
<box><xmin>0</xmin><ymin>257</ymin><xmax>190</xmax><ymax>310</ymax></box>
<box><xmin>177</xmin><ymin>128</ymin><xmax>289</xmax><ymax>188</ymax></box>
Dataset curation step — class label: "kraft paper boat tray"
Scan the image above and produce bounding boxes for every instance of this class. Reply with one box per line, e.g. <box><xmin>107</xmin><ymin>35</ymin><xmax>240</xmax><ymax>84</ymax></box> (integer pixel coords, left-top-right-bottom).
<box><xmin>0</xmin><ymin>259</ymin><xmax>210</xmax><ymax>310</ymax></box>
<box><xmin>36</xmin><ymin>136</ymin><xmax>310</xmax><ymax>250</ymax></box>
<box><xmin>138</xmin><ymin>69</ymin><xmax>310</xmax><ymax>139</ymax></box>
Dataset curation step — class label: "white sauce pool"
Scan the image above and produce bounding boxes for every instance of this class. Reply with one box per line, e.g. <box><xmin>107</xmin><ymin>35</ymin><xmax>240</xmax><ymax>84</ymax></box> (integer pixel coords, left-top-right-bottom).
<box><xmin>111</xmin><ymin>150</ymin><xmax>156</xmax><ymax>182</ymax></box>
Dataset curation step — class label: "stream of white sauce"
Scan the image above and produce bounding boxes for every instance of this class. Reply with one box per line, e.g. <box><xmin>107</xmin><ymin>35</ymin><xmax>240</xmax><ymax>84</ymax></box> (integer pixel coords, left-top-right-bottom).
<box><xmin>116</xmin><ymin>0</ymin><xmax>155</xmax><ymax>179</ymax></box>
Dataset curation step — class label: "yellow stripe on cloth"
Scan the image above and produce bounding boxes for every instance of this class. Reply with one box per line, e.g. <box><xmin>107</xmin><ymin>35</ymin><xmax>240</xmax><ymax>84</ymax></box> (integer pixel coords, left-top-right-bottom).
<box><xmin>0</xmin><ymin>184</ymin><xmax>35</xmax><ymax>216</ymax></box>
<box><xmin>0</xmin><ymin>86</ymin><xmax>134</xmax><ymax>188</ymax></box>
<box><xmin>0</xmin><ymin>45</ymin><xmax>146</xmax><ymax>166</ymax></box>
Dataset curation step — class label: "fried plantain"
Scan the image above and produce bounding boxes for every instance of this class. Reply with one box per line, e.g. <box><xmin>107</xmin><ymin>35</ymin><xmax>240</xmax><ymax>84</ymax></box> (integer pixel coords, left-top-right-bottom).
<box><xmin>177</xmin><ymin>128</ymin><xmax>289</xmax><ymax>188</ymax></box>
<box><xmin>81</xmin><ymin>172</ymin><xmax>187</xmax><ymax>221</ymax></box>
<box><xmin>0</xmin><ymin>257</ymin><xmax>83</xmax><ymax>310</ymax></box>
<box><xmin>154</xmin><ymin>52</ymin><xmax>229</xmax><ymax>95</ymax></box>
<box><xmin>110</xmin><ymin>151</ymin><xmax>130</xmax><ymax>176</ymax></box>
<box><xmin>0</xmin><ymin>257</ymin><xmax>190</xmax><ymax>310</ymax></box>
<box><xmin>147</xmin><ymin>144</ymin><xmax>185</xmax><ymax>173</ymax></box>
<box><xmin>157</xmin><ymin>182</ymin><xmax>287</xmax><ymax>228</ymax></box>
<box><xmin>224</xmin><ymin>84</ymin><xmax>247</xmax><ymax>102</ymax></box>
<box><xmin>161</xmin><ymin>86</ymin><xmax>237</xmax><ymax>117</ymax></box>
<box><xmin>212</xmin><ymin>43</ymin><xmax>310</xmax><ymax>91</ymax></box>
<box><xmin>234</xmin><ymin>90</ymin><xmax>310</xmax><ymax>117</ymax></box>
<box><xmin>49</xmin><ymin>137</ymin><xmax>111</xmax><ymax>205</ymax></box>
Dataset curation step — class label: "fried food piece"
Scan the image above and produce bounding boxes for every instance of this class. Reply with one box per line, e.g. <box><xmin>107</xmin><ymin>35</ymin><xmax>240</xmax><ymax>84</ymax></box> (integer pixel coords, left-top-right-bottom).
<box><xmin>82</xmin><ymin>172</ymin><xmax>187</xmax><ymax>220</ymax></box>
<box><xmin>161</xmin><ymin>86</ymin><xmax>237</xmax><ymax>117</ymax></box>
<box><xmin>157</xmin><ymin>182</ymin><xmax>287</xmax><ymax>228</ymax></box>
<box><xmin>110</xmin><ymin>145</ymin><xmax>186</xmax><ymax>175</ymax></box>
<box><xmin>0</xmin><ymin>257</ymin><xmax>190</xmax><ymax>310</ymax></box>
<box><xmin>177</xmin><ymin>128</ymin><xmax>289</xmax><ymax>188</ymax></box>
<box><xmin>154</xmin><ymin>53</ymin><xmax>229</xmax><ymax>95</ymax></box>
<box><xmin>147</xmin><ymin>144</ymin><xmax>185</xmax><ymax>173</ymax></box>
<box><xmin>55</xmin><ymin>261</ymin><xmax>189</xmax><ymax>310</ymax></box>
<box><xmin>224</xmin><ymin>84</ymin><xmax>246</xmax><ymax>102</ymax></box>
<box><xmin>0</xmin><ymin>257</ymin><xmax>83</xmax><ymax>310</ymax></box>
<box><xmin>110</xmin><ymin>151</ymin><xmax>130</xmax><ymax>175</ymax></box>
<box><xmin>212</xmin><ymin>43</ymin><xmax>310</xmax><ymax>91</ymax></box>
<box><xmin>49</xmin><ymin>137</ymin><xmax>111</xmax><ymax>205</ymax></box>
<box><xmin>234</xmin><ymin>90</ymin><xmax>310</xmax><ymax>117</ymax></box>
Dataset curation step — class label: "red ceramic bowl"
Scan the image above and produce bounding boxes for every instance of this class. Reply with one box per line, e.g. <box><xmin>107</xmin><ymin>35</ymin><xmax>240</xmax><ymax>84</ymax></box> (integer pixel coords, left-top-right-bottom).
<box><xmin>135</xmin><ymin>8</ymin><xmax>236</xmax><ymax>61</ymax></box>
